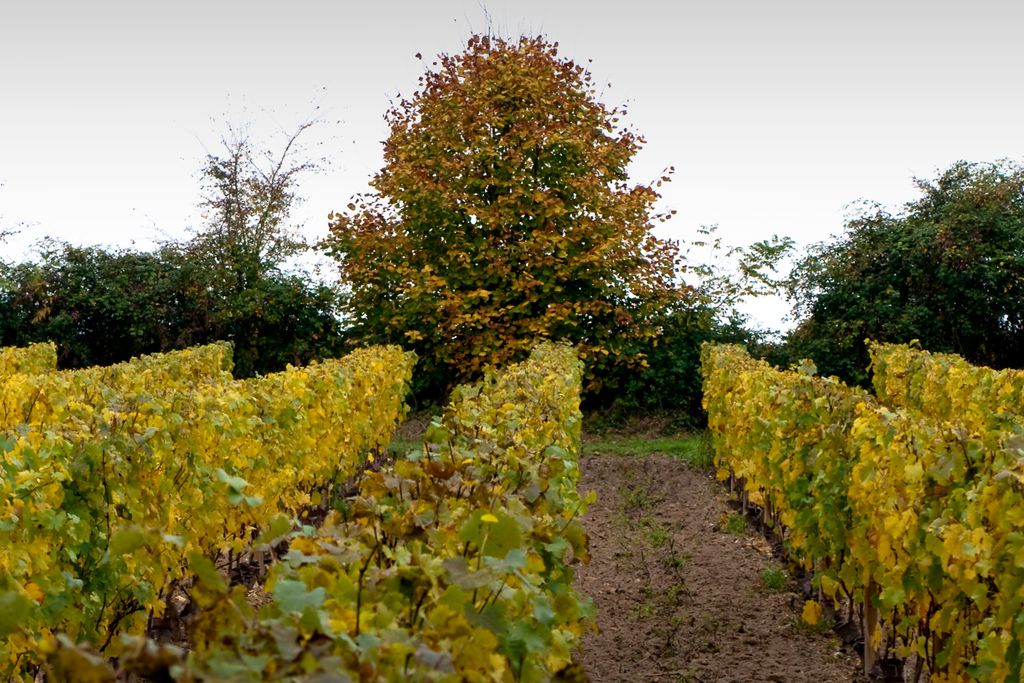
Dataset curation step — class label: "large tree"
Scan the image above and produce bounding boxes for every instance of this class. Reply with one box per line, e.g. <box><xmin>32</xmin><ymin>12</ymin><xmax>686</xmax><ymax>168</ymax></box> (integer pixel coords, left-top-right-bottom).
<box><xmin>787</xmin><ymin>159</ymin><xmax>1024</xmax><ymax>384</ymax></box>
<box><xmin>324</xmin><ymin>35</ymin><xmax>681</xmax><ymax>395</ymax></box>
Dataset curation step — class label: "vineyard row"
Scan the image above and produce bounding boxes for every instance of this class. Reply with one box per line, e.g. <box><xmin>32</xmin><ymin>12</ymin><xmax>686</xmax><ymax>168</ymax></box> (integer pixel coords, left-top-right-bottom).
<box><xmin>1</xmin><ymin>340</ymin><xmax>591</xmax><ymax>682</ymax></box>
<box><xmin>1</xmin><ymin>342</ymin><xmax>416</xmax><ymax>678</ymax></box>
<box><xmin>702</xmin><ymin>342</ymin><xmax>1024</xmax><ymax>683</ymax></box>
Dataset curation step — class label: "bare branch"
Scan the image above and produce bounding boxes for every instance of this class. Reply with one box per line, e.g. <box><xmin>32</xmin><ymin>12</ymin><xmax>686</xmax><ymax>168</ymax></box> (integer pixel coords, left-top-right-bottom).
<box><xmin>189</xmin><ymin>117</ymin><xmax>325</xmax><ymax>280</ymax></box>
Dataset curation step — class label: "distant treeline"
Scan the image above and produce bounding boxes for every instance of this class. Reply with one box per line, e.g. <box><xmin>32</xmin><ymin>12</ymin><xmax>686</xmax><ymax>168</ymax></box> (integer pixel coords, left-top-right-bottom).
<box><xmin>0</xmin><ymin>242</ymin><xmax>345</xmax><ymax>379</ymax></box>
<box><xmin>786</xmin><ymin>159</ymin><xmax>1024</xmax><ymax>384</ymax></box>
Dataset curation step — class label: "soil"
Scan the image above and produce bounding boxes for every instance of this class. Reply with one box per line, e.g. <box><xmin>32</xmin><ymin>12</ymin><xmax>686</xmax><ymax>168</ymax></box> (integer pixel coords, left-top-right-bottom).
<box><xmin>575</xmin><ymin>452</ymin><xmax>865</xmax><ymax>683</ymax></box>
<box><xmin>393</xmin><ymin>409</ymin><xmax>434</xmax><ymax>441</ymax></box>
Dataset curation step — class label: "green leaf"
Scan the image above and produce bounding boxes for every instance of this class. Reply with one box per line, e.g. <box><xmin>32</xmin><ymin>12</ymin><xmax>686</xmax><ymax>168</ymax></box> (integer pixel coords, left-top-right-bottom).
<box><xmin>443</xmin><ymin>557</ymin><xmax>492</xmax><ymax>590</ymax></box>
<box><xmin>162</xmin><ymin>533</ymin><xmax>185</xmax><ymax>548</ymax></box>
<box><xmin>273</xmin><ymin>579</ymin><xmax>326</xmax><ymax>613</ymax></box>
<box><xmin>878</xmin><ymin>583</ymin><xmax>906</xmax><ymax>610</ymax></box>
<box><xmin>216</xmin><ymin>468</ymin><xmax>249</xmax><ymax>492</ymax></box>
<box><xmin>188</xmin><ymin>551</ymin><xmax>227</xmax><ymax>595</ymax></box>
<box><xmin>256</xmin><ymin>513</ymin><xmax>295</xmax><ymax>546</ymax></box>
<box><xmin>465</xmin><ymin>601</ymin><xmax>509</xmax><ymax>636</ymax></box>
<box><xmin>109</xmin><ymin>526</ymin><xmax>150</xmax><ymax>556</ymax></box>
<box><xmin>458</xmin><ymin>510</ymin><xmax>522</xmax><ymax>559</ymax></box>
<box><xmin>532</xmin><ymin>594</ymin><xmax>555</xmax><ymax>627</ymax></box>
<box><xmin>0</xmin><ymin>590</ymin><xmax>33</xmax><ymax>637</ymax></box>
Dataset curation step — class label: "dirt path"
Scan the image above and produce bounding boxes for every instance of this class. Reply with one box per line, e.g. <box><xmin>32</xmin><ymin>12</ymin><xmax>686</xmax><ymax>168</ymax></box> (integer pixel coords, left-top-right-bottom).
<box><xmin>575</xmin><ymin>452</ymin><xmax>864</xmax><ymax>683</ymax></box>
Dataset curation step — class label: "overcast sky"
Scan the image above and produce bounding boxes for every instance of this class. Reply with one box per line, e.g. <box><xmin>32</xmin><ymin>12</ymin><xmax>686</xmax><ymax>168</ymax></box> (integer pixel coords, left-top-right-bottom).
<box><xmin>2</xmin><ymin>0</ymin><xmax>1022</xmax><ymax>329</ymax></box>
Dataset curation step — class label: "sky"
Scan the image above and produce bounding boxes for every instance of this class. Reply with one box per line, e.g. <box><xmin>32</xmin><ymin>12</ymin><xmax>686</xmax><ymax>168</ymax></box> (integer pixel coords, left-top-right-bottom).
<box><xmin>2</xmin><ymin>0</ymin><xmax>1023</xmax><ymax>330</ymax></box>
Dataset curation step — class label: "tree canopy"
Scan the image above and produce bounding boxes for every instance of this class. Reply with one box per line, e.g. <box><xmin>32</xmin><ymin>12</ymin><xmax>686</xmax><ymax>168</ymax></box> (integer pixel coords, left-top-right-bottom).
<box><xmin>0</xmin><ymin>242</ymin><xmax>344</xmax><ymax>376</ymax></box>
<box><xmin>0</xmin><ymin>120</ymin><xmax>342</xmax><ymax>377</ymax></box>
<box><xmin>787</xmin><ymin>159</ymin><xmax>1024</xmax><ymax>384</ymax></box>
<box><xmin>187</xmin><ymin>120</ymin><xmax>320</xmax><ymax>289</ymax></box>
<box><xmin>324</xmin><ymin>35</ymin><xmax>681</xmax><ymax>396</ymax></box>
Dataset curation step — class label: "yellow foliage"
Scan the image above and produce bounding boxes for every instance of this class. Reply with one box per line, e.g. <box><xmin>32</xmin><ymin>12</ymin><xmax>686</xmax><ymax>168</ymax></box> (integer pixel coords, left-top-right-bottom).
<box><xmin>702</xmin><ymin>342</ymin><xmax>1024</xmax><ymax>681</ymax></box>
<box><xmin>802</xmin><ymin>600</ymin><xmax>822</xmax><ymax>626</ymax></box>
<box><xmin>0</xmin><ymin>343</ymin><xmax>416</xmax><ymax>672</ymax></box>
<box><xmin>0</xmin><ymin>342</ymin><xmax>57</xmax><ymax>379</ymax></box>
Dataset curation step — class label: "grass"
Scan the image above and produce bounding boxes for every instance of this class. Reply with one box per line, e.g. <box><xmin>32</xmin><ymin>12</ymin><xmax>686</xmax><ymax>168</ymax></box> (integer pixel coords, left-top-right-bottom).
<box><xmin>633</xmin><ymin>587</ymin><xmax>658</xmax><ymax>619</ymax></box>
<box><xmin>790</xmin><ymin>612</ymin><xmax>836</xmax><ymax>635</ymax></box>
<box><xmin>621</xmin><ymin>486</ymin><xmax>654</xmax><ymax>511</ymax></box>
<box><xmin>666</xmin><ymin>552</ymin><xmax>688</xmax><ymax>570</ymax></box>
<box><xmin>583</xmin><ymin>431</ymin><xmax>713</xmax><ymax>469</ymax></box>
<box><xmin>759</xmin><ymin>566</ymin><xmax>787</xmax><ymax>591</ymax></box>
<box><xmin>722</xmin><ymin>512</ymin><xmax>747</xmax><ymax>536</ymax></box>
<box><xmin>390</xmin><ymin>414</ymin><xmax>716</xmax><ymax>469</ymax></box>
<box><xmin>641</xmin><ymin>517</ymin><xmax>670</xmax><ymax>548</ymax></box>
<box><xmin>664</xmin><ymin>581</ymin><xmax>687</xmax><ymax>604</ymax></box>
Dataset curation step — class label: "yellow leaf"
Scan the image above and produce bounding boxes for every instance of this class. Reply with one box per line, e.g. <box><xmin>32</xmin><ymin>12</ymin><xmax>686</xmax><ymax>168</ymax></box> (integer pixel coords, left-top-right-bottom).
<box><xmin>24</xmin><ymin>582</ymin><xmax>44</xmax><ymax>603</ymax></box>
<box><xmin>481</xmin><ymin>513</ymin><xmax>499</xmax><ymax>524</ymax></box>
<box><xmin>819</xmin><ymin>574</ymin><xmax>839</xmax><ymax>599</ymax></box>
<box><xmin>802</xmin><ymin>600</ymin><xmax>822</xmax><ymax>626</ymax></box>
<box><xmin>903</xmin><ymin>461</ymin><xmax>923</xmax><ymax>483</ymax></box>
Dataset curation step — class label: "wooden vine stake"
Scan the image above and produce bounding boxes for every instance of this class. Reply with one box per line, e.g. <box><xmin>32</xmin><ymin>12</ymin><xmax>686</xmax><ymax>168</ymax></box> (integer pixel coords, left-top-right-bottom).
<box><xmin>863</xmin><ymin>581</ymin><xmax>881</xmax><ymax>677</ymax></box>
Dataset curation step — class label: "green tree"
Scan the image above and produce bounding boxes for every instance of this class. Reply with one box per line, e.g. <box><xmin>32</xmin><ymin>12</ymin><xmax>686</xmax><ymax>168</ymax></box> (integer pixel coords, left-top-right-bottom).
<box><xmin>594</xmin><ymin>226</ymin><xmax>794</xmax><ymax>423</ymax></box>
<box><xmin>187</xmin><ymin>119</ymin><xmax>319</xmax><ymax>288</ymax></box>
<box><xmin>0</xmin><ymin>242</ymin><xmax>345</xmax><ymax>375</ymax></box>
<box><xmin>180</xmin><ymin>118</ymin><xmax>338</xmax><ymax>374</ymax></box>
<box><xmin>0</xmin><ymin>243</ymin><xmax>185</xmax><ymax>366</ymax></box>
<box><xmin>0</xmin><ymin>119</ymin><xmax>344</xmax><ymax>375</ymax></box>
<box><xmin>324</xmin><ymin>35</ymin><xmax>681</xmax><ymax>396</ymax></box>
<box><xmin>787</xmin><ymin>159</ymin><xmax>1024</xmax><ymax>384</ymax></box>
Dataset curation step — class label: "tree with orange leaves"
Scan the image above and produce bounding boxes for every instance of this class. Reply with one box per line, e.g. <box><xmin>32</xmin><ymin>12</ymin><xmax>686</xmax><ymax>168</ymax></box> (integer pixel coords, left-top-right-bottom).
<box><xmin>324</xmin><ymin>35</ymin><xmax>682</xmax><ymax>396</ymax></box>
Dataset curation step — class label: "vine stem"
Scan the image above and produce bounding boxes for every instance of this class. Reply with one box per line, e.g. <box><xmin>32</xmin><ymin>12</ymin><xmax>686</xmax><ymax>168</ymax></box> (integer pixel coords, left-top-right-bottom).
<box><xmin>355</xmin><ymin>543</ymin><xmax>380</xmax><ymax>636</ymax></box>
